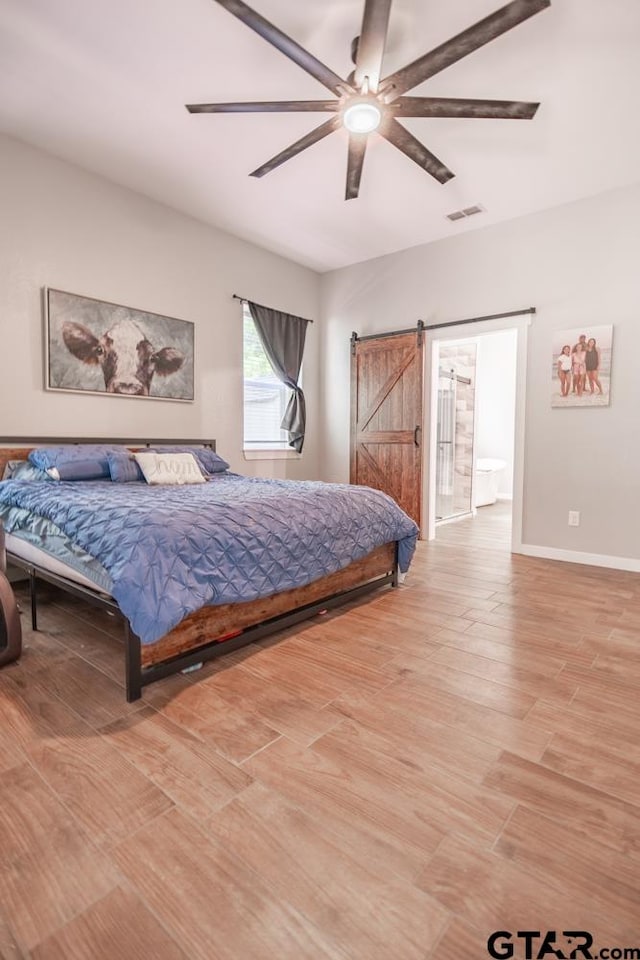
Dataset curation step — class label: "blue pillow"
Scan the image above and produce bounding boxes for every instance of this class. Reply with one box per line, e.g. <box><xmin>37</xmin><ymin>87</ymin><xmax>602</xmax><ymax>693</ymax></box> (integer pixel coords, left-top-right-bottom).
<box><xmin>147</xmin><ymin>445</ymin><xmax>229</xmax><ymax>475</ymax></box>
<box><xmin>53</xmin><ymin>459</ymin><xmax>111</xmax><ymax>481</ymax></box>
<box><xmin>3</xmin><ymin>460</ymin><xmax>52</xmax><ymax>482</ymax></box>
<box><xmin>29</xmin><ymin>444</ymin><xmax>121</xmax><ymax>471</ymax></box>
<box><xmin>108</xmin><ymin>452</ymin><xmax>144</xmax><ymax>483</ymax></box>
<box><xmin>196</xmin><ymin>448</ymin><xmax>230</xmax><ymax>475</ymax></box>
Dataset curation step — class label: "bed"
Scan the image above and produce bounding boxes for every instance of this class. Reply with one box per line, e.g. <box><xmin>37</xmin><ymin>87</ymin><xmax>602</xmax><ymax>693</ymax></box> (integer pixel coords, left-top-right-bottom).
<box><xmin>0</xmin><ymin>438</ymin><xmax>418</xmax><ymax>701</ymax></box>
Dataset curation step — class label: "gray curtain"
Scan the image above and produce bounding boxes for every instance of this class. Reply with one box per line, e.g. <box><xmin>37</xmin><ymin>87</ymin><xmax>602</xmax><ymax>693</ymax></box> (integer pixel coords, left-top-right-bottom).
<box><xmin>248</xmin><ymin>300</ymin><xmax>310</xmax><ymax>453</ymax></box>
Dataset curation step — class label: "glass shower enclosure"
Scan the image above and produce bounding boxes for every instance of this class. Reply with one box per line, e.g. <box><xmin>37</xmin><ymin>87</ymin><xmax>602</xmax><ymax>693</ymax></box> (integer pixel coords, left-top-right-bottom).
<box><xmin>435</xmin><ymin>341</ymin><xmax>477</xmax><ymax>522</ymax></box>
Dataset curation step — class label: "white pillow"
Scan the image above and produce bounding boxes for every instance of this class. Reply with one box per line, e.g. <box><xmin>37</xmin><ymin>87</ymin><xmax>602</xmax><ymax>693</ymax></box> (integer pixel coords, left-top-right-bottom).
<box><xmin>134</xmin><ymin>452</ymin><xmax>206</xmax><ymax>486</ymax></box>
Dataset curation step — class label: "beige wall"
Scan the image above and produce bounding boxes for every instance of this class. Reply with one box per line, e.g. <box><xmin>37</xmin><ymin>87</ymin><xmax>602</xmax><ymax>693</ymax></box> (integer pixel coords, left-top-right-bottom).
<box><xmin>320</xmin><ymin>183</ymin><xmax>640</xmax><ymax>565</ymax></box>
<box><xmin>0</xmin><ymin>134</ymin><xmax>320</xmax><ymax>480</ymax></box>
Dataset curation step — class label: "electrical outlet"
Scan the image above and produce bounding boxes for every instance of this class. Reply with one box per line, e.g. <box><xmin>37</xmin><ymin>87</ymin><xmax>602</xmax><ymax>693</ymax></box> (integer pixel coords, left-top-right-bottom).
<box><xmin>568</xmin><ymin>511</ymin><xmax>580</xmax><ymax>527</ymax></box>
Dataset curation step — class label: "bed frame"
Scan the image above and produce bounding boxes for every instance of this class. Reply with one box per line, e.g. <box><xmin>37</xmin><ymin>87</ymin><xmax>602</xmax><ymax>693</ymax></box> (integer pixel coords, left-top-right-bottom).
<box><xmin>0</xmin><ymin>438</ymin><xmax>399</xmax><ymax>701</ymax></box>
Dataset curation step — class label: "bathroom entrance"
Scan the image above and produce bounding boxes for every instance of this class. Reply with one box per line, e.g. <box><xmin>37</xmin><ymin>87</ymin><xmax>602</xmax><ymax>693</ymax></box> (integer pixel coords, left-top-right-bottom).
<box><xmin>425</xmin><ymin>320</ymin><xmax>525</xmax><ymax>548</ymax></box>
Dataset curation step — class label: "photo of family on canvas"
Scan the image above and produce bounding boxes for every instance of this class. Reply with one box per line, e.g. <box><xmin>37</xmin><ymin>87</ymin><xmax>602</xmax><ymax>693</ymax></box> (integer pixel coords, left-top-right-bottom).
<box><xmin>551</xmin><ymin>325</ymin><xmax>613</xmax><ymax>407</ymax></box>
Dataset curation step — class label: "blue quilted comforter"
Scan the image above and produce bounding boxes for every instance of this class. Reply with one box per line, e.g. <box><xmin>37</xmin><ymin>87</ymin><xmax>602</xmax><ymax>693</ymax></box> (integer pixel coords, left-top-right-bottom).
<box><xmin>0</xmin><ymin>475</ymin><xmax>418</xmax><ymax>645</ymax></box>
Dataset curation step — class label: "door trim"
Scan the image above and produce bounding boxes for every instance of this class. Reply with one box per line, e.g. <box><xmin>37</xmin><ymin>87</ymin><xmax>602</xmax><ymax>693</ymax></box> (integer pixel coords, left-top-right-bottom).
<box><xmin>422</xmin><ymin>313</ymin><xmax>531</xmax><ymax>551</ymax></box>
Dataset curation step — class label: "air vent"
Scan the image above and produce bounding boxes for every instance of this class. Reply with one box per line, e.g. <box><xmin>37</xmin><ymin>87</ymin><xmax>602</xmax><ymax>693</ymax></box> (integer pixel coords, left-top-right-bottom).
<box><xmin>446</xmin><ymin>204</ymin><xmax>485</xmax><ymax>222</ymax></box>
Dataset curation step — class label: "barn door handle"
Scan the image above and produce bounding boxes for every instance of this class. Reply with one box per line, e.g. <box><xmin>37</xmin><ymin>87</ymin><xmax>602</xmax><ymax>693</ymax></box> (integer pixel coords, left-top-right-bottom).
<box><xmin>414</xmin><ymin>425</ymin><xmax>421</xmax><ymax>447</ymax></box>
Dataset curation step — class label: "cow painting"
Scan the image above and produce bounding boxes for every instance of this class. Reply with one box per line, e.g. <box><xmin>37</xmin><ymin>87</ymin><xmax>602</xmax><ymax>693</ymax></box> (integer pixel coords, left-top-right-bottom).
<box><xmin>62</xmin><ymin>319</ymin><xmax>184</xmax><ymax>396</ymax></box>
<box><xmin>46</xmin><ymin>289</ymin><xmax>194</xmax><ymax>401</ymax></box>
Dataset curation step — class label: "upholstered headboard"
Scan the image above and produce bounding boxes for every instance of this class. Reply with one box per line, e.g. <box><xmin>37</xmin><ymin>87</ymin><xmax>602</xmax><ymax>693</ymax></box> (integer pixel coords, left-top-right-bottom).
<box><xmin>0</xmin><ymin>438</ymin><xmax>216</xmax><ymax>481</ymax></box>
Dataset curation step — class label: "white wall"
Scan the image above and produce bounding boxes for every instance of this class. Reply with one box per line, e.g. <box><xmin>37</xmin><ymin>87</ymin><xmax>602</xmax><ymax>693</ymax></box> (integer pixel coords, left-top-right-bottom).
<box><xmin>320</xmin><ymin>183</ymin><xmax>640</xmax><ymax>565</ymax></box>
<box><xmin>0</xmin><ymin>134</ymin><xmax>320</xmax><ymax>480</ymax></box>
<box><xmin>475</xmin><ymin>329</ymin><xmax>518</xmax><ymax>499</ymax></box>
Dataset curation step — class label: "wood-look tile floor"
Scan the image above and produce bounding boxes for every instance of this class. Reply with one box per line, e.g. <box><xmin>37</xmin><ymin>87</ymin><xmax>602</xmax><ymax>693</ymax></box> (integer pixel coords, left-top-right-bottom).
<box><xmin>1</xmin><ymin>502</ymin><xmax>640</xmax><ymax>958</ymax></box>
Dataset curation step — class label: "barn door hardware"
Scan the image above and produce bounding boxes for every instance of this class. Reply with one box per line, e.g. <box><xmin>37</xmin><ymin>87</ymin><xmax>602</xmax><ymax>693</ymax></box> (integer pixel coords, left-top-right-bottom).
<box><xmin>349</xmin><ymin>307</ymin><xmax>535</xmax><ymax>351</ymax></box>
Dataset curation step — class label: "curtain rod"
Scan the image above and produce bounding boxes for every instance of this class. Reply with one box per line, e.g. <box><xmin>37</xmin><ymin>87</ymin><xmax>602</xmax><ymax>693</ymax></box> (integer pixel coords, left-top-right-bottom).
<box><xmin>232</xmin><ymin>294</ymin><xmax>314</xmax><ymax>323</ymax></box>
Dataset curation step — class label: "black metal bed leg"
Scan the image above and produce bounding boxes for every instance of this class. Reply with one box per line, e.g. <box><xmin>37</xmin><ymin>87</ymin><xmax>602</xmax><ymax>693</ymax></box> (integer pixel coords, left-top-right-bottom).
<box><xmin>29</xmin><ymin>569</ymin><xmax>38</xmax><ymax>631</ymax></box>
<box><xmin>124</xmin><ymin>622</ymin><xmax>142</xmax><ymax>702</ymax></box>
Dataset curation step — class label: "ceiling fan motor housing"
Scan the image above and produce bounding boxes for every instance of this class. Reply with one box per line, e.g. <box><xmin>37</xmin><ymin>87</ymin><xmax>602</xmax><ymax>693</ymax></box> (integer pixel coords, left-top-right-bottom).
<box><xmin>342</xmin><ymin>95</ymin><xmax>384</xmax><ymax>134</ymax></box>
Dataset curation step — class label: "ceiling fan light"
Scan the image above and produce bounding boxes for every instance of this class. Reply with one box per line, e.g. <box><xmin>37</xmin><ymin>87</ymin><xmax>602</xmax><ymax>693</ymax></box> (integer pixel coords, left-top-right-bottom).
<box><xmin>343</xmin><ymin>101</ymin><xmax>382</xmax><ymax>134</ymax></box>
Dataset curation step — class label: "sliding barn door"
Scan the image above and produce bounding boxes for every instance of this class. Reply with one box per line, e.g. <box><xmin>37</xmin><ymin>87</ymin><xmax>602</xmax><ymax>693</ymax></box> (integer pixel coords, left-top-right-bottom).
<box><xmin>350</xmin><ymin>329</ymin><xmax>424</xmax><ymax>526</ymax></box>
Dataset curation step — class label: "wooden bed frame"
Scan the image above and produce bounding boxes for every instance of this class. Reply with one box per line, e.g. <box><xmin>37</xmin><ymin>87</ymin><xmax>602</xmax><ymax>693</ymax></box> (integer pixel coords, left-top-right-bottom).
<box><xmin>0</xmin><ymin>438</ymin><xmax>399</xmax><ymax>701</ymax></box>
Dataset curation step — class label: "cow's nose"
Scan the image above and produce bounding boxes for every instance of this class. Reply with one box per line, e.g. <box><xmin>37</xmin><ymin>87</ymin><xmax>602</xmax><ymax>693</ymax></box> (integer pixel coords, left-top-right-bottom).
<box><xmin>111</xmin><ymin>381</ymin><xmax>146</xmax><ymax>395</ymax></box>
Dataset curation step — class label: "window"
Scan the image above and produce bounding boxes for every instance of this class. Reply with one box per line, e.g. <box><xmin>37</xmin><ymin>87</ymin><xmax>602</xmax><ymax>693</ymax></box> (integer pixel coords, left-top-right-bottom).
<box><xmin>243</xmin><ymin>304</ymin><xmax>292</xmax><ymax>451</ymax></box>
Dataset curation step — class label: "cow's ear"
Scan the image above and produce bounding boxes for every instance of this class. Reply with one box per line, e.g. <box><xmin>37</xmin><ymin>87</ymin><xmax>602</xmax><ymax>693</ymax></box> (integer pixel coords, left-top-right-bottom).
<box><xmin>62</xmin><ymin>322</ymin><xmax>101</xmax><ymax>364</ymax></box>
<box><xmin>153</xmin><ymin>347</ymin><xmax>184</xmax><ymax>376</ymax></box>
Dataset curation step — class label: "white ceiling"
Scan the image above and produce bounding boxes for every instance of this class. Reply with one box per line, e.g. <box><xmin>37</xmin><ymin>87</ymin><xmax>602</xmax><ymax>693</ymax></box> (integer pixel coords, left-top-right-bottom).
<box><xmin>1</xmin><ymin>0</ymin><xmax>639</xmax><ymax>272</ymax></box>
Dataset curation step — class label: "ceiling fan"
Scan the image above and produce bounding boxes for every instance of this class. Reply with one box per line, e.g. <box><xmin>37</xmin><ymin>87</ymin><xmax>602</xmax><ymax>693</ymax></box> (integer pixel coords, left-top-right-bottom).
<box><xmin>187</xmin><ymin>0</ymin><xmax>550</xmax><ymax>200</ymax></box>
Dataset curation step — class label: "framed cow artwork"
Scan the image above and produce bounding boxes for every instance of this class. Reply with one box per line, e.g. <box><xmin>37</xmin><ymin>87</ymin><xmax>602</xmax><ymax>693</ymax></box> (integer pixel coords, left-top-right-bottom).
<box><xmin>44</xmin><ymin>288</ymin><xmax>195</xmax><ymax>402</ymax></box>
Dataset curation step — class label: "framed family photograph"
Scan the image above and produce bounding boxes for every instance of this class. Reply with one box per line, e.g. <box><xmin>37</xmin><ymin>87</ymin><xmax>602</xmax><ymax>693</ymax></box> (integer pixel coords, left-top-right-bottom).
<box><xmin>45</xmin><ymin>288</ymin><xmax>195</xmax><ymax>402</ymax></box>
<box><xmin>551</xmin><ymin>325</ymin><xmax>613</xmax><ymax>408</ymax></box>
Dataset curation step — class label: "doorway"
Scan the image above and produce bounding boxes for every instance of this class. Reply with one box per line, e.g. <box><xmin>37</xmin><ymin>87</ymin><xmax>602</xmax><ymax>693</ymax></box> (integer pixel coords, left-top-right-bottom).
<box><xmin>423</xmin><ymin>314</ymin><xmax>530</xmax><ymax>551</ymax></box>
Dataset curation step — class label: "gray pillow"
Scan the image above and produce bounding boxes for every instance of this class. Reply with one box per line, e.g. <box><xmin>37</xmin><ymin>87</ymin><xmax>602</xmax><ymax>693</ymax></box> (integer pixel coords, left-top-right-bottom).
<box><xmin>29</xmin><ymin>444</ymin><xmax>121</xmax><ymax>471</ymax></box>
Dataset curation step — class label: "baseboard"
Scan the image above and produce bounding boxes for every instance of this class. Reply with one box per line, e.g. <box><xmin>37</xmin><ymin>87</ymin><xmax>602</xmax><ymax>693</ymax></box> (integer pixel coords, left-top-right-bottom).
<box><xmin>518</xmin><ymin>542</ymin><xmax>640</xmax><ymax>573</ymax></box>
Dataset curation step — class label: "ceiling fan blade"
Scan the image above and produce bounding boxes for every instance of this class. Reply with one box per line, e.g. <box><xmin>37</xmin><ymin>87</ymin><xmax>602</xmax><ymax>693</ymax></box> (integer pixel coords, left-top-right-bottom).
<box><xmin>250</xmin><ymin>116</ymin><xmax>341</xmax><ymax>178</ymax></box>
<box><xmin>381</xmin><ymin>117</ymin><xmax>454</xmax><ymax>183</ymax></box>
<box><xmin>212</xmin><ymin>0</ymin><xmax>350</xmax><ymax>97</ymax></box>
<box><xmin>345</xmin><ymin>134</ymin><xmax>368</xmax><ymax>200</ymax></box>
<box><xmin>187</xmin><ymin>100</ymin><xmax>339</xmax><ymax>113</ymax></box>
<box><xmin>379</xmin><ymin>0</ymin><xmax>550</xmax><ymax>100</ymax></box>
<box><xmin>354</xmin><ymin>0</ymin><xmax>393</xmax><ymax>92</ymax></box>
<box><xmin>393</xmin><ymin>97</ymin><xmax>540</xmax><ymax>119</ymax></box>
